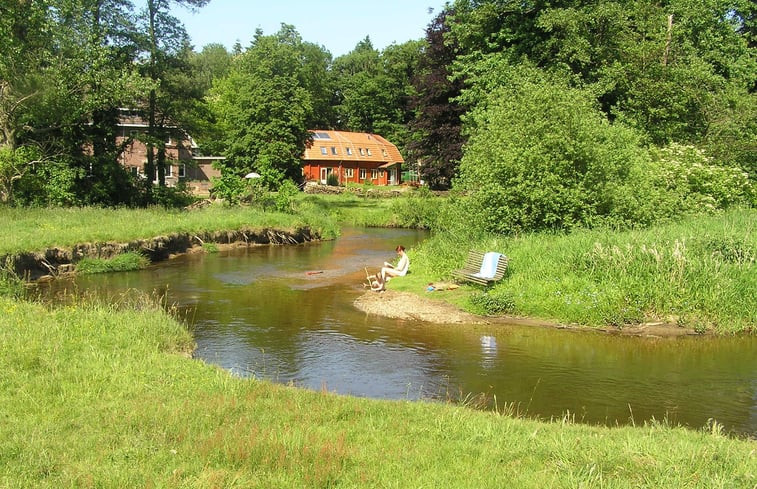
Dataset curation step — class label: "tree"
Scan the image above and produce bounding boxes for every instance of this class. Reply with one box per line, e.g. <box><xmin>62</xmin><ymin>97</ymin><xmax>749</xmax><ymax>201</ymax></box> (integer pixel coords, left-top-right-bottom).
<box><xmin>0</xmin><ymin>0</ymin><xmax>51</xmax><ymax>204</ymax></box>
<box><xmin>407</xmin><ymin>8</ymin><xmax>467</xmax><ymax>189</ymax></box>
<box><xmin>210</xmin><ymin>25</ymin><xmax>317</xmax><ymax>189</ymax></box>
<box><xmin>138</xmin><ymin>0</ymin><xmax>209</xmax><ymax>192</ymax></box>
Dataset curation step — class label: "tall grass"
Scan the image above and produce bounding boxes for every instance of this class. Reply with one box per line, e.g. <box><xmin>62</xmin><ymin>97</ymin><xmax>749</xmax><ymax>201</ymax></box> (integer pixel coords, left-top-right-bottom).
<box><xmin>409</xmin><ymin>208</ymin><xmax>756</xmax><ymax>334</ymax></box>
<box><xmin>1</xmin><ymin>296</ymin><xmax>754</xmax><ymax>487</ymax></box>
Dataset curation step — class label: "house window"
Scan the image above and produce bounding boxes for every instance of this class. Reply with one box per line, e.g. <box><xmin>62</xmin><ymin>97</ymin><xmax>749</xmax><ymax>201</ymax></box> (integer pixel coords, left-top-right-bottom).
<box><xmin>371</xmin><ymin>169</ymin><xmax>378</xmax><ymax>180</ymax></box>
<box><xmin>359</xmin><ymin>168</ymin><xmax>366</xmax><ymax>180</ymax></box>
<box><xmin>382</xmin><ymin>149</ymin><xmax>388</xmax><ymax>157</ymax></box>
<box><xmin>320</xmin><ymin>147</ymin><xmax>328</xmax><ymax>155</ymax></box>
<box><xmin>178</xmin><ymin>164</ymin><xmax>186</xmax><ymax>178</ymax></box>
<box><xmin>130</xmin><ymin>166</ymin><xmax>139</xmax><ymax>177</ymax></box>
<box><xmin>366</xmin><ymin>148</ymin><xmax>372</xmax><ymax>156</ymax></box>
<box><xmin>345</xmin><ymin>168</ymin><xmax>354</xmax><ymax>178</ymax></box>
<box><xmin>331</xmin><ymin>147</ymin><xmax>338</xmax><ymax>155</ymax></box>
<box><xmin>346</xmin><ymin>147</ymin><xmax>352</xmax><ymax>155</ymax></box>
<box><xmin>166</xmin><ymin>165</ymin><xmax>173</xmax><ymax>177</ymax></box>
<box><xmin>359</xmin><ymin>148</ymin><xmax>365</xmax><ymax>156</ymax></box>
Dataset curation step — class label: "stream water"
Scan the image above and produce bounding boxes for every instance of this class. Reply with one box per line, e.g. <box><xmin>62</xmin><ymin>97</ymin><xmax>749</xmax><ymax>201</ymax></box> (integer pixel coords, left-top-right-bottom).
<box><xmin>35</xmin><ymin>227</ymin><xmax>757</xmax><ymax>437</ymax></box>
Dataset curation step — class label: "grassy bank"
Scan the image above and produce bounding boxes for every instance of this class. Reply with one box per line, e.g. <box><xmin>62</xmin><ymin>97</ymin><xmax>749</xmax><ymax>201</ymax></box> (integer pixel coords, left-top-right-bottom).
<box><xmin>1</xmin><ymin>296</ymin><xmax>754</xmax><ymax>488</ymax></box>
<box><xmin>402</xmin><ymin>208</ymin><xmax>756</xmax><ymax>334</ymax></box>
<box><xmin>1</xmin><ymin>205</ymin><xmax>337</xmax><ymax>256</ymax></box>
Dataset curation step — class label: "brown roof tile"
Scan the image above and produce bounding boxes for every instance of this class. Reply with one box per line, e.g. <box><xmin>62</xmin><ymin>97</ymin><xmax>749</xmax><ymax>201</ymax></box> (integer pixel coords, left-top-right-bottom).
<box><xmin>303</xmin><ymin>130</ymin><xmax>404</xmax><ymax>164</ymax></box>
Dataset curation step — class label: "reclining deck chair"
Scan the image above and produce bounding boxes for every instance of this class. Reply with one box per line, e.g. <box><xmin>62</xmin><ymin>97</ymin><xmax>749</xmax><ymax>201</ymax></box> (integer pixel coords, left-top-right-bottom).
<box><xmin>452</xmin><ymin>250</ymin><xmax>508</xmax><ymax>286</ymax></box>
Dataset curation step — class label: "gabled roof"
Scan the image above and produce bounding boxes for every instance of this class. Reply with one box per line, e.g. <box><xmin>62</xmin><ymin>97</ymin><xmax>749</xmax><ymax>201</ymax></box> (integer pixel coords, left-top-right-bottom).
<box><xmin>303</xmin><ymin>130</ymin><xmax>404</xmax><ymax>164</ymax></box>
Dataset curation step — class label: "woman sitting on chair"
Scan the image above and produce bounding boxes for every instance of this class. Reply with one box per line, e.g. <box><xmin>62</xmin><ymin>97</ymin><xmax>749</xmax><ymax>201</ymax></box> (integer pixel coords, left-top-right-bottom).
<box><xmin>380</xmin><ymin>245</ymin><xmax>409</xmax><ymax>284</ymax></box>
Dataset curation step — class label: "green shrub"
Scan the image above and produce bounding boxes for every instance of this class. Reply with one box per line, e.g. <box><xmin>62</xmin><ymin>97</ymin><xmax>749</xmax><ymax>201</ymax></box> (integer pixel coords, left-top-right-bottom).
<box><xmin>76</xmin><ymin>252</ymin><xmax>149</xmax><ymax>274</ymax></box>
<box><xmin>389</xmin><ymin>187</ymin><xmax>441</xmax><ymax>229</ymax></box>
<box><xmin>274</xmin><ymin>179</ymin><xmax>300</xmax><ymax>213</ymax></box>
<box><xmin>456</xmin><ymin>64</ymin><xmax>647</xmax><ymax>234</ymax></box>
<box><xmin>326</xmin><ymin>172</ymin><xmax>340</xmax><ymax>186</ymax></box>
<box><xmin>468</xmin><ymin>290</ymin><xmax>515</xmax><ymax>315</ymax></box>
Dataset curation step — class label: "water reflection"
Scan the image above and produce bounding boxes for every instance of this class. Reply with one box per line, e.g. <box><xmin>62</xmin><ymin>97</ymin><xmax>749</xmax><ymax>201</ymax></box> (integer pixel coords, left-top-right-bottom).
<box><xmin>35</xmin><ymin>227</ymin><xmax>757</xmax><ymax>437</ymax></box>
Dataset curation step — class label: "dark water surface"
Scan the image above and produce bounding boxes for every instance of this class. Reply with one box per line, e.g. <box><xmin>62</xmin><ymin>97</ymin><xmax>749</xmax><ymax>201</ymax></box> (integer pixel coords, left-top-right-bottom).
<box><xmin>37</xmin><ymin>228</ymin><xmax>757</xmax><ymax>436</ymax></box>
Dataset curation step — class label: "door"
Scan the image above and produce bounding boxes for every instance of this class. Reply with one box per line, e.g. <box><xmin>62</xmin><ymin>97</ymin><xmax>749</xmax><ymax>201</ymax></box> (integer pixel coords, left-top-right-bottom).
<box><xmin>320</xmin><ymin>167</ymin><xmax>332</xmax><ymax>184</ymax></box>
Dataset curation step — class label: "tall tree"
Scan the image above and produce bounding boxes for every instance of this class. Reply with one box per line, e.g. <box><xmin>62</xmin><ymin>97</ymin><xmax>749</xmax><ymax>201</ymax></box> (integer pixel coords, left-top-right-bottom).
<box><xmin>210</xmin><ymin>25</ymin><xmax>320</xmax><ymax>189</ymax></box>
<box><xmin>139</xmin><ymin>0</ymin><xmax>208</xmax><ymax>192</ymax></box>
<box><xmin>48</xmin><ymin>0</ymin><xmax>148</xmax><ymax>205</ymax></box>
<box><xmin>0</xmin><ymin>0</ymin><xmax>51</xmax><ymax>203</ymax></box>
<box><xmin>407</xmin><ymin>8</ymin><xmax>467</xmax><ymax>189</ymax></box>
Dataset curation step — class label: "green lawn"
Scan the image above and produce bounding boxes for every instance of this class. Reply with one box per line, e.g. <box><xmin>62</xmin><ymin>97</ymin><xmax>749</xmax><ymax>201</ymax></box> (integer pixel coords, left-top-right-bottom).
<box><xmin>1</xmin><ymin>296</ymin><xmax>754</xmax><ymax>488</ymax></box>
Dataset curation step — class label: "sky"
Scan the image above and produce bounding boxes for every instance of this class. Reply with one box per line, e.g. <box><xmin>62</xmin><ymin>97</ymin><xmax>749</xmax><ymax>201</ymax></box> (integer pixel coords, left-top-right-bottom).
<box><xmin>167</xmin><ymin>0</ymin><xmax>446</xmax><ymax>57</ymax></box>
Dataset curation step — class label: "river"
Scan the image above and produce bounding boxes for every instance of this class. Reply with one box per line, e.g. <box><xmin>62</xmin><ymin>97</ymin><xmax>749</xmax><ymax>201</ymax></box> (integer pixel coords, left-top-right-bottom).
<box><xmin>35</xmin><ymin>227</ymin><xmax>757</xmax><ymax>437</ymax></box>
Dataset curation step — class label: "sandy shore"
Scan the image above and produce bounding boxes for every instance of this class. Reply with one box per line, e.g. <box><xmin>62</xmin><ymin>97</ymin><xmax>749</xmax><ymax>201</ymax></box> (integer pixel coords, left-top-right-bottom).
<box><xmin>353</xmin><ymin>290</ymin><xmax>700</xmax><ymax>337</ymax></box>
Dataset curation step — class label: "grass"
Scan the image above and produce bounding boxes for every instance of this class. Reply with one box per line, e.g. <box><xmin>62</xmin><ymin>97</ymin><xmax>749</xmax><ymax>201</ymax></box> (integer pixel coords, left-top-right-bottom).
<box><xmin>397</xmin><ymin>208</ymin><xmax>756</xmax><ymax>334</ymax></box>
<box><xmin>1</xmin><ymin>295</ymin><xmax>755</xmax><ymax>488</ymax></box>
<box><xmin>75</xmin><ymin>251</ymin><xmax>150</xmax><ymax>274</ymax></box>
<box><xmin>0</xmin><ymin>204</ymin><xmax>337</xmax><ymax>256</ymax></box>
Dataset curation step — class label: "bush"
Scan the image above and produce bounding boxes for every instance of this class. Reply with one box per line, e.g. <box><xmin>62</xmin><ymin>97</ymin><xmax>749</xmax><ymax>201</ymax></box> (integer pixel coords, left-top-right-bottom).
<box><xmin>468</xmin><ymin>290</ymin><xmax>516</xmax><ymax>315</ymax></box>
<box><xmin>326</xmin><ymin>172</ymin><xmax>340</xmax><ymax>186</ymax></box>
<box><xmin>274</xmin><ymin>179</ymin><xmax>300</xmax><ymax>213</ymax></box>
<box><xmin>456</xmin><ymin>64</ymin><xmax>647</xmax><ymax>234</ymax></box>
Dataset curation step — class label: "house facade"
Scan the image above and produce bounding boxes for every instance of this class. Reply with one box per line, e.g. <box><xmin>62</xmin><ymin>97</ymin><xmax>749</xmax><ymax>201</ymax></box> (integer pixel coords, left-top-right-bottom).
<box><xmin>115</xmin><ymin>115</ymin><xmax>403</xmax><ymax>194</ymax></box>
<box><xmin>302</xmin><ymin>130</ymin><xmax>404</xmax><ymax>186</ymax></box>
<box><xmin>115</xmin><ymin>109</ymin><xmax>222</xmax><ymax>196</ymax></box>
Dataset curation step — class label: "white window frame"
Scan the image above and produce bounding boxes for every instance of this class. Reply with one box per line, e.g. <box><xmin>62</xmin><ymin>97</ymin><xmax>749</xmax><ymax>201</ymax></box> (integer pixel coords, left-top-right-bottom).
<box><xmin>345</xmin><ymin>168</ymin><xmax>354</xmax><ymax>178</ymax></box>
<box><xmin>371</xmin><ymin>169</ymin><xmax>378</xmax><ymax>180</ymax></box>
<box><xmin>359</xmin><ymin>168</ymin><xmax>366</xmax><ymax>180</ymax></box>
<box><xmin>320</xmin><ymin>147</ymin><xmax>328</xmax><ymax>155</ymax></box>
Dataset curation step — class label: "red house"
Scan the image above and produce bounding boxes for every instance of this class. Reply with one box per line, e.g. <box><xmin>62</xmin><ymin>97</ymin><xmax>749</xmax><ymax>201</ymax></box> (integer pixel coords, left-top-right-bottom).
<box><xmin>302</xmin><ymin>130</ymin><xmax>404</xmax><ymax>186</ymax></box>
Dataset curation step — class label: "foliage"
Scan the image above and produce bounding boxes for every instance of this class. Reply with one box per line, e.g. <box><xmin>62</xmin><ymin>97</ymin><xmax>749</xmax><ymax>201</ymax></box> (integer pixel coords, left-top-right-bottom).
<box><xmin>407</xmin><ymin>8</ymin><xmax>466</xmax><ymax>190</ymax></box>
<box><xmin>468</xmin><ymin>289</ymin><xmax>516</xmax><ymax>315</ymax></box>
<box><xmin>648</xmin><ymin>143</ymin><xmax>754</xmax><ymax>209</ymax></box>
<box><xmin>331</xmin><ymin>37</ymin><xmax>421</xmax><ymax>151</ymax></box>
<box><xmin>210</xmin><ymin>25</ymin><xmax>325</xmax><ymax>189</ymax></box>
<box><xmin>456</xmin><ymin>63</ymin><xmax>647</xmax><ymax>234</ymax></box>
<box><xmin>388</xmin><ymin>186</ymin><xmax>442</xmax><ymax>229</ymax></box>
<box><xmin>325</xmin><ymin>172</ymin><xmax>340</xmax><ymax>186</ymax></box>
<box><xmin>209</xmin><ymin>172</ymin><xmax>249</xmax><ymax>204</ymax></box>
<box><xmin>153</xmin><ymin>182</ymin><xmax>197</xmax><ymax>208</ymax></box>
<box><xmin>273</xmin><ymin>179</ymin><xmax>300</xmax><ymax>214</ymax></box>
<box><xmin>76</xmin><ymin>251</ymin><xmax>150</xmax><ymax>274</ymax></box>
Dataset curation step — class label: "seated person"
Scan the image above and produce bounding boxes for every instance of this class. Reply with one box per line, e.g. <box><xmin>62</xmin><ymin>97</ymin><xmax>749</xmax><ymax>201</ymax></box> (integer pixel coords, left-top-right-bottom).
<box><xmin>379</xmin><ymin>245</ymin><xmax>409</xmax><ymax>285</ymax></box>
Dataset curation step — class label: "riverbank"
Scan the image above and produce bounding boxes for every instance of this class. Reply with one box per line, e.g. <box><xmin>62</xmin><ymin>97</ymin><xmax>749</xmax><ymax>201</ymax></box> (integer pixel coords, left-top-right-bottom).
<box><xmin>2</xmin><ymin>296</ymin><xmax>754</xmax><ymax>487</ymax></box>
<box><xmin>6</xmin><ymin>227</ymin><xmax>319</xmax><ymax>280</ymax></box>
<box><xmin>354</xmin><ymin>290</ymin><xmax>701</xmax><ymax>337</ymax></box>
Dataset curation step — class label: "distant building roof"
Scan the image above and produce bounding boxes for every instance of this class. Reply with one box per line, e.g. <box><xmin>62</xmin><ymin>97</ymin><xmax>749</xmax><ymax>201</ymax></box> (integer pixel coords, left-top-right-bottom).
<box><xmin>303</xmin><ymin>130</ymin><xmax>404</xmax><ymax>164</ymax></box>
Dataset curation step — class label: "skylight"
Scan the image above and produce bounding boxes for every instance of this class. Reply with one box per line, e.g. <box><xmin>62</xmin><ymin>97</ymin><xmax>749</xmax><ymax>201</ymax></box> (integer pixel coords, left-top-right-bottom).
<box><xmin>312</xmin><ymin>132</ymin><xmax>331</xmax><ymax>140</ymax></box>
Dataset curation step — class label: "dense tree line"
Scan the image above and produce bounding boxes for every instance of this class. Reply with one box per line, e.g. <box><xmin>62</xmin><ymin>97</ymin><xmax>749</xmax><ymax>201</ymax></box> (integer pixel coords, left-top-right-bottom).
<box><xmin>1</xmin><ymin>0</ymin><xmax>754</xmax><ymax>232</ymax></box>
